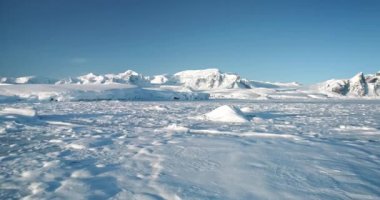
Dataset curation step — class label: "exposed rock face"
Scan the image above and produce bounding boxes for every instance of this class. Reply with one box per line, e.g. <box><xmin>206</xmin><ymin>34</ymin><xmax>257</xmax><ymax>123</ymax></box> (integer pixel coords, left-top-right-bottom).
<box><xmin>323</xmin><ymin>79</ymin><xmax>350</xmax><ymax>95</ymax></box>
<box><xmin>348</xmin><ymin>73</ymin><xmax>368</xmax><ymax>96</ymax></box>
<box><xmin>366</xmin><ymin>77</ymin><xmax>378</xmax><ymax>83</ymax></box>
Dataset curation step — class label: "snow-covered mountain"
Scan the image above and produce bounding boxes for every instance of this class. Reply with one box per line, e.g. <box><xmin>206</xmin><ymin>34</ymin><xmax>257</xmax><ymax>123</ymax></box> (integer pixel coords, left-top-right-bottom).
<box><xmin>53</xmin><ymin>68</ymin><xmax>300</xmax><ymax>90</ymax></box>
<box><xmin>55</xmin><ymin>70</ymin><xmax>150</xmax><ymax>86</ymax></box>
<box><xmin>319</xmin><ymin>72</ymin><xmax>380</xmax><ymax>97</ymax></box>
<box><xmin>1</xmin><ymin>68</ymin><xmax>300</xmax><ymax>90</ymax></box>
<box><xmin>149</xmin><ymin>69</ymin><xmax>299</xmax><ymax>90</ymax></box>
<box><xmin>0</xmin><ymin>76</ymin><xmax>57</xmax><ymax>84</ymax></box>
<box><xmin>170</xmin><ymin>69</ymin><xmax>251</xmax><ymax>90</ymax></box>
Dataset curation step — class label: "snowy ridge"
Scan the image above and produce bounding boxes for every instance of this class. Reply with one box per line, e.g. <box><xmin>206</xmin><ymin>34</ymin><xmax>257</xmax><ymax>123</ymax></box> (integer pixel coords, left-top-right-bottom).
<box><xmin>0</xmin><ymin>76</ymin><xmax>57</xmax><ymax>84</ymax></box>
<box><xmin>55</xmin><ymin>70</ymin><xmax>150</xmax><ymax>86</ymax></box>
<box><xmin>1</xmin><ymin>68</ymin><xmax>299</xmax><ymax>90</ymax></box>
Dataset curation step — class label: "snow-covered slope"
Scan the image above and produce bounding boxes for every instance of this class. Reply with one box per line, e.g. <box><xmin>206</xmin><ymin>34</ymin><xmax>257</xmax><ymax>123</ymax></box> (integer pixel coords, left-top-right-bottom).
<box><xmin>319</xmin><ymin>72</ymin><xmax>379</xmax><ymax>97</ymax></box>
<box><xmin>247</xmin><ymin>80</ymin><xmax>301</xmax><ymax>89</ymax></box>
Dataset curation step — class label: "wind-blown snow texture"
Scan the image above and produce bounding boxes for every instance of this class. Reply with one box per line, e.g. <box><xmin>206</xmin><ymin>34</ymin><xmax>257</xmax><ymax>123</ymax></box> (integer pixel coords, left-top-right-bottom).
<box><xmin>1</xmin><ymin>100</ymin><xmax>380</xmax><ymax>199</ymax></box>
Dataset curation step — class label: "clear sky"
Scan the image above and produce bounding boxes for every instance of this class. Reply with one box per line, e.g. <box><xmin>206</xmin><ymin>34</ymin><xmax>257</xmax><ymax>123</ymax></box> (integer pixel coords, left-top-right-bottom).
<box><xmin>1</xmin><ymin>0</ymin><xmax>379</xmax><ymax>84</ymax></box>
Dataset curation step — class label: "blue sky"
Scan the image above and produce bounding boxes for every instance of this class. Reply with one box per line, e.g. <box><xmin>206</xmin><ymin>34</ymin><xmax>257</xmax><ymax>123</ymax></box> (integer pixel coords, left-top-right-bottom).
<box><xmin>0</xmin><ymin>0</ymin><xmax>379</xmax><ymax>83</ymax></box>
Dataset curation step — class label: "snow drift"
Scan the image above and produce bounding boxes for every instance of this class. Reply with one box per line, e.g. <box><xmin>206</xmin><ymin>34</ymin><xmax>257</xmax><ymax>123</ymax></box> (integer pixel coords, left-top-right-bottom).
<box><xmin>0</xmin><ymin>107</ymin><xmax>37</xmax><ymax>118</ymax></box>
<box><xmin>198</xmin><ymin>105</ymin><xmax>249</xmax><ymax>123</ymax></box>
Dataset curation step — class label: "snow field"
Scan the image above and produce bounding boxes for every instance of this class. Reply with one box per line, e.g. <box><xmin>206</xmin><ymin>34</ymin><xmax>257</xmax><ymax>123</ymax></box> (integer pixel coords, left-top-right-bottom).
<box><xmin>0</xmin><ymin>100</ymin><xmax>379</xmax><ymax>199</ymax></box>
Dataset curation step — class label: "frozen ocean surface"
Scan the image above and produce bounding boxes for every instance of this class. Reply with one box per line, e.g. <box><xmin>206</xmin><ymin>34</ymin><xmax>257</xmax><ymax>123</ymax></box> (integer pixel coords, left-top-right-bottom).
<box><xmin>1</xmin><ymin>100</ymin><xmax>380</xmax><ymax>199</ymax></box>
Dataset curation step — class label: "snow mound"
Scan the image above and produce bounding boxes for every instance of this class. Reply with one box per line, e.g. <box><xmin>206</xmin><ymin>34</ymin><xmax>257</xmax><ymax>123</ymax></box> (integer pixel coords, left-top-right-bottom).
<box><xmin>173</xmin><ymin>69</ymin><xmax>251</xmax><ymax>90</ymax></box>
<box><xmin>0</xmin><ymin>107</ymin><xmax>37</xmax><ymax>117</ymax></box>
<box><xmin>201</xmin><ymin>105</ymin><xmax>249</xmax><ymax>123</ymax></box>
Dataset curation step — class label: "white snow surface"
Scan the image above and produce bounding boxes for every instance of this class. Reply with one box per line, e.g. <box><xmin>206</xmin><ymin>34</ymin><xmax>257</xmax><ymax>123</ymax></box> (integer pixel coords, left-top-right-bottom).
<box><xmin>1</xmin><ymin>100</ymin><xmax>380</xmax><ymax>199</ymax></box>
<box><xmin>0</xmin><ymin>107</ymin><xmax>37</xmax><ymax>117</ymax></box>
<box><xmin>150</xmin><ymin>75</ymin><xmax>170</xmax><ymax>84</ymax></box>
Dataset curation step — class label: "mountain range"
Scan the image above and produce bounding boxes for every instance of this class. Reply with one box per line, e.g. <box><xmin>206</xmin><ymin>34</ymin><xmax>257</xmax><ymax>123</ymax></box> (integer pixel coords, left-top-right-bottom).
<box><xmin>1</xmin><ymin>68</ymin><xmax>379</xmax><ymax>97</ymax></box>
